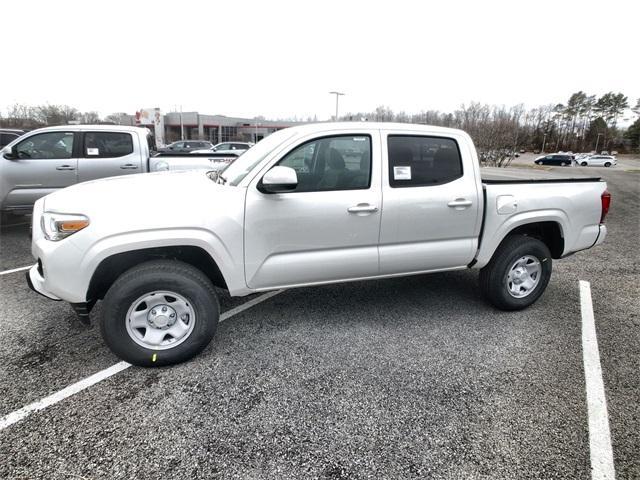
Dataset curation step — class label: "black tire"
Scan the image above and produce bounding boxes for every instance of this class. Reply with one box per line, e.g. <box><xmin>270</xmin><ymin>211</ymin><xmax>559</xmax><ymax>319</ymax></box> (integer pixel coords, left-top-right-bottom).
<box><xmin>604</xmin><ymin>162</ymin><xmax>611</xmax><ymax>167</ymax></box>
<box><xmin>581</xmin><ymin>162</ymin><xmax>588</xmax><ymax>166</ymax></box>
<box><xmin>535</xmin><ymin>161</ymin><xmax>541</xmax><ymax>165</ymax></box>
<box><xmin>479</xmin><ymin>235</ymin><xmax>552</xmax><ymax>311</ymax></box>
<box><xmin>100</xmin><ymin>260</ymin><xmax>219</xmax><ymax>367</ymax></box>
<box><xmin>560</xmin><ymin>162</ymin><xmax>568</xmax><ymax>166</ymax></box>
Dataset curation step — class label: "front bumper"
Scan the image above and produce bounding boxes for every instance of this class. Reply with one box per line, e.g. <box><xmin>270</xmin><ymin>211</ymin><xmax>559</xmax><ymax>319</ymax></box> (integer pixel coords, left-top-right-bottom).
<box><xmin>26</xmin><ymin>264</ymin><xmax>61</xmax><ymax>301</ymax></box>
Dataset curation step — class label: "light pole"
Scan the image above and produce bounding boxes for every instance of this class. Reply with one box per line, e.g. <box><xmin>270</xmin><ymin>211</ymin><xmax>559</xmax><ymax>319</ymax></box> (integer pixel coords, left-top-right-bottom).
<box><xmin>594</xmin><ymin>132</ymin><xmax>603</xmax><ymax>153</ymax></box>
<box><xmin>179</xmin><ymin>105</ymin><xmax>184</xmax><ymax>141</ymax></box>
<box><xmin>541</xmin><ymin>133</ymin><xmax>548</xmax><ymax>153</ymax></box>
<box><xmin>329</xmin><ymin>91</ymin><xmax>345</xmax><ymax>121</ymax></box>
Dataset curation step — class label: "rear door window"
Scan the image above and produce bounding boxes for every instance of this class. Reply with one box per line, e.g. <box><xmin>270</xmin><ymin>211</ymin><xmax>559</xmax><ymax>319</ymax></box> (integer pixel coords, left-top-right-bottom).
<box><xmin>0</xmin><ymin>133</ymin><xmax>19</xmax><ymax>147</ymax></box>
<box><xmin>84</xmin><ymin>132</ymin><xmax>133</xmax><ymax>158</ymax></box>
<box><xmin>387</xmin><ymin>135</ymin><xmax>462</xmax><ymax>187</ymax></box>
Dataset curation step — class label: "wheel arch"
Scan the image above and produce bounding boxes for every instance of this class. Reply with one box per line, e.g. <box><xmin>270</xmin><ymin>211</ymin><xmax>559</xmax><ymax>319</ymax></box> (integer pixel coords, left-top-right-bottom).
<box><xmin>505</xmin><ymin>221</ymin><xmax>564</xmax><ymax>258</ymax></box>
<box><xmin>475</xmin><ymin>214</ymin><xmax>567</xmax><ymax>268</ymax></box>
<box><xmin>87</xmin><ymin>245</ymin><xmax>228</xmax><ymax>303</ymax></box>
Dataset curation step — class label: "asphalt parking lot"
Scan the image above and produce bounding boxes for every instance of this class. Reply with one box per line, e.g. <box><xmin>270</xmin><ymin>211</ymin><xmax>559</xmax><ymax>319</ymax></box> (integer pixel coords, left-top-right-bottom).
<box><xmin>0</xmin><ymin>165</ymin><xmax>638</xmax><ymax>479</ymax></box>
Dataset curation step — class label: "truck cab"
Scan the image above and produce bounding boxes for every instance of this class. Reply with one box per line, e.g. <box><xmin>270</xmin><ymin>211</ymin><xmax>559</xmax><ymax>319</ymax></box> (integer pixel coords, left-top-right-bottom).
<box><xmin>0</xmin><ymin>125</ymin><xmax>150</xmax><ymax>215</ymax></box>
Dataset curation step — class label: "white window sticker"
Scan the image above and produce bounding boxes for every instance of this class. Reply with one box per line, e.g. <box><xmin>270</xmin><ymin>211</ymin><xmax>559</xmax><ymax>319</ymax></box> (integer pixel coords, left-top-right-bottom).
<box><xmin>87</xmin><ymin>148</ymin><xmax>99</xmax><ymax>156</ymax></box>
<box><xmin>393</xmin><ymin>166</ymin><xmax>412</xmax><ymax>180</ymax></box>
<box><xmin>353</xmin><ymin>137</ymin><xmax>366</xmax><ymax>142</ymax></box>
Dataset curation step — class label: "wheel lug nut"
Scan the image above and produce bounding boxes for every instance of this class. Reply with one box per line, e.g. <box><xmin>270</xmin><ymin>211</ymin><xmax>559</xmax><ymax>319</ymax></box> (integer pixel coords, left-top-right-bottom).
<box><xmin>181</xmin><ymin>313</ymin><xmax>188</xmax><ymax>321</ymax></box>
<box><xmin>151</xmin><ymin>309</ymin><xmax>156</xmax><ymax>315</ymax></box>
<box><xmin>170</xmin><ymin>313</ymin><xmax>175</xmax><ymax>318</ymax></box>
<box><xmin>162</xmin><ymin>306</ymin><xmax>167</xmax><ymax>312</ymax></box>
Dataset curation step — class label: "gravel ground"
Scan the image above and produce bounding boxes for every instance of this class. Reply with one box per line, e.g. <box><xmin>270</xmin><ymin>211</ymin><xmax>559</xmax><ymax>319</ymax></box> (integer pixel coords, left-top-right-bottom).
<box><xmin>0</xmin><ymin>166</ymin><xmax>637</xmax><ymax>479</ymax></box>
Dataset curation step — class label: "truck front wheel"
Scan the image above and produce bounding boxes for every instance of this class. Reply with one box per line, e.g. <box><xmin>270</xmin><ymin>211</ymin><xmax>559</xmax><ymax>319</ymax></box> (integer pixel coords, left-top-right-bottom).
<box><xmin>479</xmin><ymin>235</ymin><xmax>552</xmax><ymax>310</ymax></box>
<box><xmin>100</xmin><ymin>260</ymin><xmax>219</xmax><ymax>367</ymax></box>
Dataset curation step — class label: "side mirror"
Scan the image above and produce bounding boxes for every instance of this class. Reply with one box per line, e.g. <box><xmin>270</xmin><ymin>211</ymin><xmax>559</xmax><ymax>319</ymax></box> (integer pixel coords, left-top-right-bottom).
<box><xmin>259</xmin><ymin>166</ymin><xmax>298</xmax><ymax>193</ymax></box>
<box><xmin>3</xmin><ymin>145</ymin><xmax>18</xmax><ymax>160</ymax></box>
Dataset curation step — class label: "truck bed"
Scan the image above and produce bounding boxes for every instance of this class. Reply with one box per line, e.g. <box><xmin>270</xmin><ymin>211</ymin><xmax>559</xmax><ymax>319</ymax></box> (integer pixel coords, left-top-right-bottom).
<box><xmin>481</xmin><ymin>167</ymin><xmax>601</xmax><ymax>184</ymax></box>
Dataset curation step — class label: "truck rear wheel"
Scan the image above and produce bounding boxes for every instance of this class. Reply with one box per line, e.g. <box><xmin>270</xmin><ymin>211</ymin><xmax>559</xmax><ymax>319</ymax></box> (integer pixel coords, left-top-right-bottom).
<box><xmin>100</xmin><ymin>260</ymin><xmax>219</xmax><ymax>367</ymax></box>
<box><xmin>479</xmin><ymin>235</ymin><xmax>552</xmax><ymax>311</ymax></box>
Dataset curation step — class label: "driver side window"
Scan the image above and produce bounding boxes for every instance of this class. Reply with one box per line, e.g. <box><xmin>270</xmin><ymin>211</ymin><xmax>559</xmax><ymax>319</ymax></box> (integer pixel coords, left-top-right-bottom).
<box><xmin>16</xmin><ymin>132</ymin><xmax>74</xmax><ymax>159</ymax></box>
<box><xmin>277</xmin><ymin>135</ymin><xmax>372</xmax><ymax>193</ymax></box>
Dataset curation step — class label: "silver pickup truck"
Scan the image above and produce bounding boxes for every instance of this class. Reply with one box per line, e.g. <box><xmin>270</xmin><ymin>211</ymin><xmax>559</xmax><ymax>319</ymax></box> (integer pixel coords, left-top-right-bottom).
<box><xmin>0</xmin><ymin>124</ymin><xmax>238</xmax><ymax>219</ymax></box>
<box><xmin>25</xmin><ymin>122</ymin><xmax>610</xmax><ymax>367</ymax></box>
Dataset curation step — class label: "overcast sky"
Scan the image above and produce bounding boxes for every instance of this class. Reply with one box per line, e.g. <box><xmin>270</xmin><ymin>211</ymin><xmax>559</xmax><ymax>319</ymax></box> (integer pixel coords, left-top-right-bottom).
<box><xmin>3</xmin><ymin>0</ymin><xmax>638</xmax><ymax>121</ymax></box>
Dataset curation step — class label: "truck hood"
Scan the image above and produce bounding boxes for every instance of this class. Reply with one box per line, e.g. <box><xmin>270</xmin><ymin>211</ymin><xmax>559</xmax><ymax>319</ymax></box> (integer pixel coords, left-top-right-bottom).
<box><xmin>42</xmin><ymin>171</ymin><xmax>245</xmax><ymax>234</ymax></box>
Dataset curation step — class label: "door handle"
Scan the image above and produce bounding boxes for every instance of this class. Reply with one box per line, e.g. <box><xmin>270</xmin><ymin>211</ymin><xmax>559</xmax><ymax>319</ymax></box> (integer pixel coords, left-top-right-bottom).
<box><xmin>56</xmin><ymin>165</ymin><xmax>75</xmax><ymax>170</ymax></box>
<box><xmin>120</xmin><ymin>164</ymin><xmax>139</xmax><ymax>169</ymax></box>
<box><xmin>447</xmin><ymin>198</ymin><xmax>473</xmax><ymax>209</ymax></box>
<box><xmin>347</xmin><ymin>204</ymin><xmax>378</xmax><ymax>214</ymax></box>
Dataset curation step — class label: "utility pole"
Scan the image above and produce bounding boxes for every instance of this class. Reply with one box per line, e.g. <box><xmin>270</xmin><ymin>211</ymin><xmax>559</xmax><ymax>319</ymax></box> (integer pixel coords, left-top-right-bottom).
<box><xmin>595</xmin><ymin>132</ymin><xmax>603</xmax><ymax>153</ymax></box>
<box><xmin>180</xmin><ymin>105</ymin><xmax>184</xmax><ymax>140</ymax></box>
<box><xmin>329</xmin><ymin>91</ymin><xmax>345</xmax><ymax>121</ymax></box>
<box><xmin>541</xmin><ymin>133</ymin><xmax>548</xmax><ymax>153</ymax></box>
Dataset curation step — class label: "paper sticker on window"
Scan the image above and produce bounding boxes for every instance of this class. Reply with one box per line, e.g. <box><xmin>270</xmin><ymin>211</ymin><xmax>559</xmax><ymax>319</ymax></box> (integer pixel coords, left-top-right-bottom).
<box><xmin>87</xmin><ymin>148</ymin><xmax>99</xmax><ymax>156</ymax></box>
<box><xmin>353</xmin><ymin>137</ymin><xmax>366</xmax><ymax>142</ymax></box>
<box><xmin>393</xmin><ymin>166</ymin><xmax>411</xmax><ymax>180</ymax></box>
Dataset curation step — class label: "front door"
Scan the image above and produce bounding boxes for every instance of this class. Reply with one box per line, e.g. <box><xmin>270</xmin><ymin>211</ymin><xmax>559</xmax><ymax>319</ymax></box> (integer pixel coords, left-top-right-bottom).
<box><xmin>2</xmin><ymin>131</ymin><xmax>78</xmax><ymax>210</ymax></box>
<box><xmin>244</xmin><ymin>131</ymin><xmax>381</xmax><ymax>289</ymax></box>
<box><xmin>77</xmin><ymin>131</ymin><xmax>142</xmax><ymax>182</ymax></box>
<box><xmin>379</xmin><ymin>133</ymin><xmax>481</xmax><ymax>274</ymax></box>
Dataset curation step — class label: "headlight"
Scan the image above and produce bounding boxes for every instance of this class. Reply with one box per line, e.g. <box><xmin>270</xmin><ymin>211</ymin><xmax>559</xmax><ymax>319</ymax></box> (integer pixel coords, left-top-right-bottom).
<box><xmin>155</xmin><ymin>160</ymin><xmax>169</xmax><ymax>171</ymax></box>
<box><xmin>41</xmin><ymin>212</ymin><xmax>90</xmax><ymax>241</ymax></box>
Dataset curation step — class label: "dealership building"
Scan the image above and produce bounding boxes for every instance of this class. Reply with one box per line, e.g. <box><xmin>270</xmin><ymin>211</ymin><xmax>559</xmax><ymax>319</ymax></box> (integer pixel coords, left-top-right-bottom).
<box><xmin>115</xmin><ymin>109</ymin><xmax>303</xmax><ymax>147</ymax></box>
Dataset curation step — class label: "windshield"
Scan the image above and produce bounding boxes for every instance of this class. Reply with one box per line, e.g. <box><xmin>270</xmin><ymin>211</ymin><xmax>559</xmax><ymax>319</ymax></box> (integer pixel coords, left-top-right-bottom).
<box><xmin>221</xmin><ymin>128</ymin><xmax>297</xmax><ymax>186</ymax></box>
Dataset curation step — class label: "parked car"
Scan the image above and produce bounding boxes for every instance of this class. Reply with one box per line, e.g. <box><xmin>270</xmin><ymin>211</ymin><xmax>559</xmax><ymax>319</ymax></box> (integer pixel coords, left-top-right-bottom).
<box><xmin>534</xmin><ymin>154</ymin><xmax>573</xmax><ymax>166</ymax></box>
<box><xmin>0</xmin><ymin>128</ymin><xmax>24</xmax><ymax>148</ymax></box>
<box><xmin>161</xmin><ymin>140</ymin><xmax>214</xmax><ymax>152</ymax></box>
<box><xmin>578</xmin><ymin>155</ymin><xmax>617</xmax><ymax>167</ymax></box>
<box><xmin>0</xmin><ymin>125</ymin><xmax>238</xmax><ymax>217</ymax></box>
<box><xmin>25</xmin><ymin>122</ymin><xmax>610</xmax><ymax>366</ymax></box>
<box><xmin>192</xmin><ymin>142</ymin><xmax>254</xmax><ymax>155</ymax></box>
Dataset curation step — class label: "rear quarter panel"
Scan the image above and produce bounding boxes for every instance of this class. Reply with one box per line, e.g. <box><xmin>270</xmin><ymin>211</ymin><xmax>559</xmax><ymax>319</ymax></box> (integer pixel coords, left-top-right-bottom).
<box><xmin>475</xmin><ymin>181</ymin><xmax>607</xmax><ymax>268</ymax></box>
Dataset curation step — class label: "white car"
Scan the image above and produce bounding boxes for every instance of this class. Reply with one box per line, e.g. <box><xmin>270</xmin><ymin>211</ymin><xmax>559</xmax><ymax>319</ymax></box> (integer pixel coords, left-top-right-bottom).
<box><xmin>577</xmin><ymin>155</ymin><xmax>617</xmax><ymax>167</ymax></box>
<box><xmin>191</xmin><ymin>142</ymin><xmax>254</xmax><ymax>155</ymax></box>
<box><xmin>26</xmin><ymin>122</ymin><xmax>610</xmax><ymax>366</ymax></box>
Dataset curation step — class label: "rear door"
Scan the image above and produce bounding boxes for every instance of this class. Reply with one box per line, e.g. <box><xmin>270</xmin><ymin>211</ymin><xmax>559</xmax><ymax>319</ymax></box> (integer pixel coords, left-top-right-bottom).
<box><xmin>2</xmin><ymin>131</ymin><xmax>78</xmax><ymax>209</ymax></box>
<box><xmin>379</xmin><ymin>131</ymin><xmax>481</xmax><ymax>274</ymax></box>
<box><xmin>77</xmin><ymin>131</ymin><xmax>141</xmax><ymax>182</ymax></box>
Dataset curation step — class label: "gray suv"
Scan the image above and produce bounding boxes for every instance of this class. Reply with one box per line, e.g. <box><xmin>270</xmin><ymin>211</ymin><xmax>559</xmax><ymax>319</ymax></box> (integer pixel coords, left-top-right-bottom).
<box><xmin>0</xmin><ymin>129</ymin><xmax>24</xmax><ymax>148</ymax></box>
<box><xmin>162</xmin><ymin>140</ymin><xmax>214</xmax><ymax>152</ymax></box>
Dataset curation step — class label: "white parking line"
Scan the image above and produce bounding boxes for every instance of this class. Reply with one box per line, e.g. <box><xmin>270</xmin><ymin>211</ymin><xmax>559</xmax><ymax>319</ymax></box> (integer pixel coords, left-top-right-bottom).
<box><xmin>0</xmin><ymin>289</ymin><xmax>284</xmax><ymax>431</ymax></box>
<box><xmin>580</xmin><ymin>280</ymin><xmax>616</xmax><ymax>480</ymax></box>
<box><xmin>0</xmin><ymin>361</ymin><xmax>130</xmax><ymax>431</ymax></box>
<box><xmin>0</xmin><ymin>265</ymin><xmax>32</xmax><ymax>276</ymax></box>
<box><xmin>220</xmin><ymin>290</ymin><xmax>283</xmax><ymax>322</ymax></box>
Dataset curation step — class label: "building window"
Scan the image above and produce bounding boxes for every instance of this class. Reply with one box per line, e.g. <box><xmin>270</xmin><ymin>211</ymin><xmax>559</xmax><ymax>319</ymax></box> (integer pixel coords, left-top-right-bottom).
<box><xmin>221</xmin><ymin>126</ymin><xmax>237</xmax><ymax>142</ymax></box>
